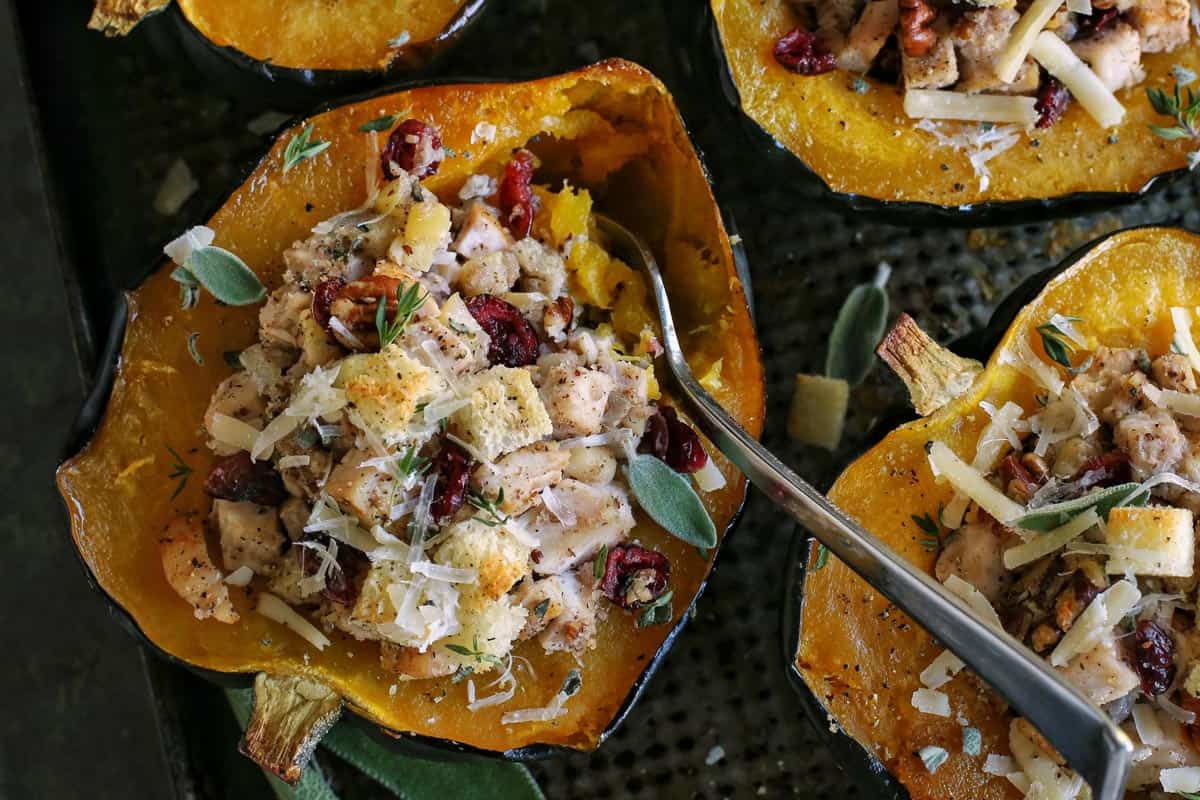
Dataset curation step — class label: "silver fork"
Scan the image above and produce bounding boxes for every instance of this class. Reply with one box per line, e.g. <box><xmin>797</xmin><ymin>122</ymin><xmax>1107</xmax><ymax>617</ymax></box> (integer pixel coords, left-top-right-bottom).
<box><xmin>596</xmin><ymin>214</ymin><xmax>1132</xmax><ymax>800</ymax></box>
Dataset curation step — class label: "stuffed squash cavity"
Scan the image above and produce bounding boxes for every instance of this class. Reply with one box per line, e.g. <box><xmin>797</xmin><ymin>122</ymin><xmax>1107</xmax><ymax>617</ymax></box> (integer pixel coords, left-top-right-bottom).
<box><xmin>798</xmin><ymin>228</ymin><xmax>1200</xmax><ymax>799</ymax></box>
<box><xmin>56</xmin><ymin>61</ymin><xmax>763</xmax><ymax>762</ymax></box>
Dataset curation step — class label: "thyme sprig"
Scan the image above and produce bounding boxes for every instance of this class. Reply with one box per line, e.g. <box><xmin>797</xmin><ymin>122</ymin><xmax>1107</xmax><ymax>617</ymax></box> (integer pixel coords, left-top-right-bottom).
<box><xmin>1147</xmin><ymin>82</ymin><xmax>1200</xmax><ymax>169</ymax></box>
<box><xmin>1037</xmin><ymin>316</ymin><xmax>1093</xmax><ymax>374</ymax></box>
<box><xmin>393</xmin><ymin>446</ymin><xmax>430</xmax><ymax>479</ymax></box>
<box><xmin>282</xmin><ymin>124</ymin><xmax>331</xmax><ymax>174</ymax></box>
<box><xmin>166</xmin><ymin>445</ymin><xmax>194</xmax><ymax>500</ymax></box>
<box><xmin>445</xmin><ymin>635</ymin><xmax>504</xmax><ymax>667</ymax></box>
<box><xmin>467</xmin><ymin>488</ymin><xmax>509</xmax><ymax>527</ymax></box>
<box><xmin>376</xmin><ymin>282</ymin><xmax>428</xmax><ymax>349</ymax></box>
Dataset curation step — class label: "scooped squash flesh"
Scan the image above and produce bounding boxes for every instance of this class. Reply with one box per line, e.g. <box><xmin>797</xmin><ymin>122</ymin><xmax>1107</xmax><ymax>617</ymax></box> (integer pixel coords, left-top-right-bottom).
<box><xmin>55</xmin><ymin>60</ymin><xmax>764</xmax><ymax>754</ymax></box>
<box><xmin>711</xmin><ymin>0</ymin><xmax>1200</xmax><ymax>208</ymax></box>
<box><xmin>797</xmin><ymin>228</ymin><xmax>1200</xmax><ymax>798</ymax></box>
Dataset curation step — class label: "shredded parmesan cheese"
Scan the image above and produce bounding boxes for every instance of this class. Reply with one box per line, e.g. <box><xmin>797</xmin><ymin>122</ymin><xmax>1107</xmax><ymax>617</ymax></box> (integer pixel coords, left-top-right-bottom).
<box><xmin>914</xmin><ymin>121</ymin><xmax>1022</xmax><ymax>192</ymax></box>
<box><xmin>210</xmin><ymin>413</ymin><xmax>261</xmax><ymax>453</ymax></box>
<box><xmin>995</xmin><ymin>0</ymin><xmax>1065</xmax><ymax>83</ymax></box>
<box><xmin>920</xmin><ymin>649</ymin><xmax>966</xmax><ymax>690</ymax></box>
<box><xmin>693</xmin><ymin>457</ymin><xmax>728</xmax><ymax>493</ymax></box>
<box><xmin>999</xmin><ymin>333</ymin><xmax>1065</xmax><ymax>396</ymax></box>
<box><xmin>1132</xmin><ymin>703</ymin><xmax>1165</xmax><ymax>747</ymax></box>
<box><xmin>927</xmin><ymin>441</ymin><xmax>1025</xmax><ymax>525</ymax></box>
<box><xmin>1161</xmin><ymin>766</ymin><xmax>1200</xmax><ymax>793</ymax></box>
<box><xmin>1003</xmin><ymin>509</ymin><xmax>1100</xmax><ymax>569</ymax></box>
<box><xmin>984</xmin><ymin>754</ymin><xmax>1017</xmax><ymax>775</ymax></box>
<box><xmin>256</xmin><ymin>593</ymin><xmax>331</xmax><ymax>650</ymax></box>
<box><xmin>1049</xmin><ymin>579</ymin><xmax>1140</xmax><ymax>666</ymax></box>
<box><xmin>1030</xmin><ymin>32</ymin><xmax>1125</xmax><ymax>128</ymax></box>
<box><xmin>223</xmin><ymin>565</ymin><xmax>255</xmax><ymax>587</ymax></box>
<box><xmin>163</xmin><ymin>225</ymin><xmax>214</xmax><ymax>266</ymax></box>
<box><xmin>943</xmin><ymin>574</ymin><xmax>1005</xmax><ymax>628</ymax></box>
<box><xmin>278</xmin><ymin>454</ymin><xmax>311</xmax><ymax>469</ymax></box>
<box><xmin>912</xmin><ymin>688</ymin><xmax>952</xmax><ymax>717</ymax></box>
<box><xmin>904</xmin><ymin>90</ymin><xmax>1038</xmax><ymax>126</ymax></box>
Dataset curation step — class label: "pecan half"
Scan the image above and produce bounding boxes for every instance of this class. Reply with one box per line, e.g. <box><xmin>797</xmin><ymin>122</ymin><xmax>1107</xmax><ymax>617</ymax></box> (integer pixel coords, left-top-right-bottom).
<box><xmin>327</xmin><ymin>275</ymin><xmax>421</xmax><ymax>349</ymax></box>
<box><xmin>899</xmin><ymin>0</ymin><xmax>937</xmax><ymax>57</ymax></box>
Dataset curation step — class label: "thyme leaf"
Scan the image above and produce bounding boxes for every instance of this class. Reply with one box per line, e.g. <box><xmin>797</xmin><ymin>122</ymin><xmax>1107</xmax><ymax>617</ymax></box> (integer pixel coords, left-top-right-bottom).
<box><xmin>166</xmin><ymin>445</ymin><xmax>194</xmax><ymax>500</ymax></box>
<box><xmin>376</xmin><ymin>282</ymin><xmax>428</xmax><ymax>350</ymax></box>
<box><xmin>283</xmin><ymin>124</ymin><xmax>331</xmax><ymax>174</ymax></box>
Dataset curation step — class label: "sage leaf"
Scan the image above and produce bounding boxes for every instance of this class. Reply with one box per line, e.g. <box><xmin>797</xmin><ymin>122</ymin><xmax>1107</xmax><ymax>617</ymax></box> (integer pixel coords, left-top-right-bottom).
<box><xmin>626</xmin><ymin>454</ymin><xmax>717</xmax><ymax>549</ymax></box>
<box><xmin>825</xmin><ymin>265</ymin><xmax>889</xmax><ymax>387</ymax></box>
<box><xmin>185</xmin><ymin>246</ymin><xmax>267</xmax><ymax>306</ymax></box>
<box><xmin>1013</xmin><ymin>482</ymin><xmax>1148</xmax><ymax>531</ymax></box>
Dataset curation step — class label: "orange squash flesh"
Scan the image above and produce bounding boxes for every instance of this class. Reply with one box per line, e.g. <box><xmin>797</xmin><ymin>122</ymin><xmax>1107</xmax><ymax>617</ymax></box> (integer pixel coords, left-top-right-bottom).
<box><xmin>711</xmin><ymin>0</ymin><xmax>1199</xmax><ymax>208</ymax></box>
<box><xmin>56</xmin><ymin>60</ymin><xmax>765</xmax><ymax>754</ymax></box>
<box><xmin>797</xmin><ymin>227</ymin><xmax>1200</xmax><ymax>799</ymax></box>
<box><xmin>176</xmin><ymin>0</ymin><xmax>474</xmax><ymax>72</ymax></box>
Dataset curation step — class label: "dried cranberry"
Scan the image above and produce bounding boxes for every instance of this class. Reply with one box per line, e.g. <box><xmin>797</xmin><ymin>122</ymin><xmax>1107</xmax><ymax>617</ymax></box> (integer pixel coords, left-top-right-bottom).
<box><xmin>1077</xmin><ymin>7</ymin><xmax>1119</xmax><ymax>39</ymax></box>
<box><xmin>1035</xmin><ymin>76</ymin><xmax>1071</xmax><ymax>129</ymax></box>
<box><xmin>431</xmin><ymin>441</ymin><xmax>472</xmax><ymax>522</ymax></box>
<box><xmin>311</xmin><ymin>277</ymin><xmax>345</xmax><ymax>332</ymax></box>
<box><xmin>600</xmin><ymin>544</ymin><xmax>671</xmax><ymax>610</ymax></box>
<box><xmin>465</xmin><ymin>294</ymin><xmax>541</xmax><ymax>367</ymax></box>
<box><xmin>1070</xmin><ymin>450</ymin><xmax>1131</xmax><ymax>488</ymax></box>
<box><xmin>381</xmin><ymin>119</ymin><xmax>442</xmax><ymax>180</ymax></box>
<box><xmin>1133</xmin><ymin>620</ymin><xmax>1176</xmax><ymax>696</ymax></box>
<box><xmin>300</xmin><ymin>537</ymin><xmax>369</xmax><ymax>605</ymax></box>
<box><xmin>999</xmin><ymin>454</ymin><xmax>1039</xmax><ymax>496</ymax></box>
<box><xmin>498</xmin><ymin>149</ymin><xmax>536</xmax><ymax>239</ymax></box>
<box><xmin>204</xmin><ymin>452</ymin><xmax>286</xmax><ymax>506</ymax></box>
<box><xmin>639</xmin><ymin>407</ymin><xmax>708</xmax><ymax>473</ymax></box>
<box><xmin>773</xmin><ymin>28</ymin><xmax>837</xmax><ymax>76</ymax></box>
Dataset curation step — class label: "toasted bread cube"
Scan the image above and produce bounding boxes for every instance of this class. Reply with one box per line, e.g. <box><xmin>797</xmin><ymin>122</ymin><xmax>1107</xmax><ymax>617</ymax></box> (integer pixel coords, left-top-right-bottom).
<box><xmin>434</xmin><ymin>519</ymin><xmax>533</xmax><ymax>607</ymax></box>
<box><xmin>439</xmin><ymin>598</ymin><xmax>528</xmax><ymax>674</ymax></box>
<box><xmin>787</xmin><ymin>374</ymin><xmax>849</xmax><ymax>451</ymax></box>
<box><xmin>1106</xmin><ymin>506</ymin><xmax>1195</xmax><ymax>577</ymax></box>
<box><xmin>337</xmin><ymin>347</ymin><xmax>437</xmax><ymax>443</ymax></box>
<box><xmin>450</xmin><ymin>366</ymin><xmax>552</xmax><ymax>461</ymax></box>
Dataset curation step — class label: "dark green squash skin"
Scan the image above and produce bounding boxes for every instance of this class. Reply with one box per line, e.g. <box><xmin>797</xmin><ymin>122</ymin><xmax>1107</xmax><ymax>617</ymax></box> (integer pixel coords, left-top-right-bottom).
<box><xmin>681</xmin><ymin>1</ymin><xmax>1185</xmax><ymax>227</ymax></box>
<box><xmin>56</xmin><ymin>76</ymin><xmax>756</xmax><ymax>764</ymax></box>
<box><xmin>152</xmin><ymin>1</ymin><xmax>491</xmax><ymax>111</ymax></box>
<box><xmin>780</xmin><ymin>227</ymin><xmax>1159</xmax><ymax>797</ymax></box>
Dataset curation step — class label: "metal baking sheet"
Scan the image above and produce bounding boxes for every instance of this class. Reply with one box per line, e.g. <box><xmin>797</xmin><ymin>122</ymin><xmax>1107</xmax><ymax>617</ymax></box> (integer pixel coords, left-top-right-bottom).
<box><xmin>19</xmin><ymin>0</ymin><xmax>1200</xmax><ymax>797</ymax></box>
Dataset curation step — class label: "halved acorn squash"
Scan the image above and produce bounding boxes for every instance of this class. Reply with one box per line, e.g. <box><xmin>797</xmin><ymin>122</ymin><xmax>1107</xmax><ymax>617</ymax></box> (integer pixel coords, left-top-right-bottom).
<box><xmin>55</xmin><ymin>60</ymin><xmax>764</xmax><ymax>762</ymax></box>
<box><xmin>793</xmin><ymin>226</ymin><xmax>1200</xmax><ymax>798</ymax></box>
<box><xmin>88</xmin><ymin>0</ymin><xmax>488</xmax><ymax>106</ymax></box>
<box><xmin>703</xmin><ymin>0</ymin><xmax>1200</xmax><ymax>222</ymax></box>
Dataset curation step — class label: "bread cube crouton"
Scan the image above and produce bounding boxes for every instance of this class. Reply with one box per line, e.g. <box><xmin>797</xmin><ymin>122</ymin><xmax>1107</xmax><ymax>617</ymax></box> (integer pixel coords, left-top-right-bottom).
<box><xmin>212</xmin><ymin>499</ymin><xmax>286</xmax><ymax>575</ymax></box>
<box><xmin>337</xmin><ymin>347</ymin><xmax>438</xmax><ymax>444</ymax></box>
<box><xmin>434</xmin><ymin>519</ymin><xmax>533</xmax><ymax>607</ymax></box>
<box><xmin>450</xmin><ymin>366</ymin><xmax>553</xmax><ymax>461</ymax></box>
<box><xmin>438</xmin><ymin>598</ymin><xmax>528</xmax><ymax>675</ymax></box>
<box><xmin>1106</xmin><ymin>506</ymin><xmax>1195</xmax><ymax>577</ymax></box>
<box><xmin>325</xmin><ymin>449</ymin><xmax>396</xmax><ymax>527</ymax></box>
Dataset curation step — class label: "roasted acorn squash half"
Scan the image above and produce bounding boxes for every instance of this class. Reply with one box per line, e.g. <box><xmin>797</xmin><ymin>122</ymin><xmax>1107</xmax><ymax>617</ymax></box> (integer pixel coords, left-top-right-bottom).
<box><xmin>789</xmin><ymin>226</ymin><xmax>1200</xmax><ymax>799</ymax></box>
<box><xmin>699</xmin><ymin>0</ymin><xmax>1200</xmax><ymax>224</ymax></box>
<box><xmin>55</xmin><ymin>60</ymin><xmax>764</xmax><ymax>766</ymax></box>
<box><xmin>88</xmin><ymin>0</ymin><xmax>489</xmax><ymax>108</ymax></box>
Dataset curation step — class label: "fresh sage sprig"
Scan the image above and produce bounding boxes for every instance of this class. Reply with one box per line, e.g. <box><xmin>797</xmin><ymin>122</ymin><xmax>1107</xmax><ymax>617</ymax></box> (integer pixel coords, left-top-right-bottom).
<box><xmin>626</xmin><ymin>454</ymin><xmax>717</xmax><ymax>550</ymax></box>
<box><xmin>636</xmin><ymin>589</ymin><xmax>674</xmax><ymax>628</ymax></box>
<box><xmin>283</xmin><ymin>124</ymin><xmax>331</xmax><ymax>174</ymax></box>
<box><xmin>825</xmin><ymin>263</ymin><xmax>890</xmax><ymax>387</ymax></box>
<box><xmin>1147</xmin><ymin>82</ymin><xmax>1200</xmax><ymax>169</ymax></box>
<box><xmin>1014</xmin><ymin>482</ymin><xmax>1149</xmax><ymax>531</ymax></box>
<box><xmin>171</xmin><ymin>246</ymin><xmax>267</xmax><ymax>307</ymax></box>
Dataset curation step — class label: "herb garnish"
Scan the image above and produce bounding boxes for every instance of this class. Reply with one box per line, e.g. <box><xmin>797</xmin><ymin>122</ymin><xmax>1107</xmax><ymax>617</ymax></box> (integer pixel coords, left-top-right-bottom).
<box><xmin>186</xmin><ymin>332</ymin><xmax>203</xmax><ymax>365</ymax></box>
<box><xmin>393</xmin><ymin>446</ymin><xmax>430</xmax><ymax>479</ymax></box>
<box><xmin>376</xmin><ymin>282</ymin><xmax>428</xmax><ymax>349</ymax></box>
<box><xmin>1148</xmin><ymin>82</ymin><xmax>1200</xmax><ymax>170</ymax></box>
<box><xmin>445</xmin><ymin>635</ymin><xmax>504</xmax><ymax>667</ymax></box>
<box><xmin>814</xmin><ymin>543</ymin><xmax>831</xmax><ymax>570</ymax></box>
<box><xmin>468</xmin><ymin>489</ymin><xmax>509</xmax><ymax>527</ymax></box>
<box><xmin>359</xmin><ymin>114</ymin><xmax>399</xmax><ymax>133</ymax></box>
<box><xmin>593</xmin><ymin>544</ymin><xmax>609</xmax><ymax>581</ymax></box>
<box><xmin>167</xmin><ymin>445</ymin><xmax>194</xmax><ymax>500</ymax></box>
<box><xmin>450</xmin><ymin>665</ymin><xmax>474</xmax><ymax>684</ymax></box>
<box><xmin>223</xmin><ymin>350</ymin><xmax>243</xmax><ymax>370</ymax></box>
<box><xmin>1036</xmin><ymin>316</ymin><xmax>1092</xmax><ymax>374</ymax></box>
<box><xmin>533</xmin><ymin>598</ymin><xmax>550</xmax><ymax>619</ymax></box>
<box><xmin>625</xmin><ymin>454</ymin><xmax>717</xmax><ymax>550</ymax></box>
<box><xmin>171</xmin><ymin>247</ymin><xmax>267</xmax><ymax>307</ymax></box>
<box><xmin>283</xmin><ymin>124</ymin><xmax>331</xmax><ymax>174</ymax></box>
<box><xmin>826</xmin><ymin>263</ymin><xmax>890</xmax><ymax>387</ymax></box>
<box><xmin>851</xmin><ymin>76</ymin><xmax>869</xmax><ymax>95</ymax></box>
<box><xmin>912</xmin><ymin>507</ymin><xmax>953</xmax><ymax>552</ymax></box>
<box><xmin>636</xmin><ymin>589</ymin><xmax>674</xmax><ymax>629</ymax></box>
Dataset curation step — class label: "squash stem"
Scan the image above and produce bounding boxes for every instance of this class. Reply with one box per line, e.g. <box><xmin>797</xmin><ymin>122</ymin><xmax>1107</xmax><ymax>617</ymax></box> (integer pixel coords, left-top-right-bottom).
<box><xmin>239</xmin><ymin>672</ymin><xmax>343</xmax><ymax>785</ymax></box>
<box><xmin>876</xmin><ymin>313</ymin><xmax>982</xmax><ymax>416</ymax></box>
